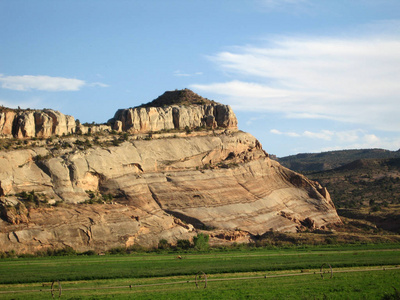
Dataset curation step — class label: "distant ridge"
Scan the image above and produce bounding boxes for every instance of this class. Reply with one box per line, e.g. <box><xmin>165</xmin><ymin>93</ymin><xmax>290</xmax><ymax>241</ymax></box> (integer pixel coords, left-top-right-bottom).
<box><xmin>334</xmin><ymin>157</ymin><xmax>400</xmax><ymax>172</ymax></box>
<box><xmin>278</xmin><ymin>148</ymin><xmax>400</xmax><ymax>173</ymax></box>
<box><xmin>138</xmin><ymin>89</ymin><xmax>217</xmax><ymax>107</ymax></box>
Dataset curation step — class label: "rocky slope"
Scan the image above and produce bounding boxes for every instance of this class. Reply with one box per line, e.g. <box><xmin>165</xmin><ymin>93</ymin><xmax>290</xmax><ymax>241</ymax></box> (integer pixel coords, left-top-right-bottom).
<box><xmin>0</xmin><ymin>90</ymin><xmax>341</xmax><ymax>254</ymax></box>
<box><xmin>307</xmin><ymin>157</ymin><xmax>400</xmax><ymax>233</ymax></box>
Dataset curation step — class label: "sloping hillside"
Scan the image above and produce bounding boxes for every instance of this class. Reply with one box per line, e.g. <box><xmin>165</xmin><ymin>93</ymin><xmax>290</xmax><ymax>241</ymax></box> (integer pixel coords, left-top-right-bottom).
<box><xmin>308</xmin><ymin>157</ymin><xmax>400</xmax><ymax>233</ymax></box>
<box><xmin>278</xmin><ymin>149</ymin><xmax>400</xmax><ymax>173</ymax></box>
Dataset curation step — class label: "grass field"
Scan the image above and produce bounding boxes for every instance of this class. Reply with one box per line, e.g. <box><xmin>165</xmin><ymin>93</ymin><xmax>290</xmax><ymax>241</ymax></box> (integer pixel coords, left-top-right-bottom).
<box><xmin>0</xmin><ymin>244</ymin><xmax>399</xmax><ymax>299</ymax></box>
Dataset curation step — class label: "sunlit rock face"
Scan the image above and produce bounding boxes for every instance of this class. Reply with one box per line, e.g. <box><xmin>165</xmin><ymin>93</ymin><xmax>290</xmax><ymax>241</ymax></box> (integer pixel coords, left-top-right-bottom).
<box><xmin>0</xmin><ymin>89</ymin><xmax>341</xmax><ymax>254</ymax></box>
<box><xmin>0</xmin><ymin>131</ymin><xmax>341</xmax><ymax>253</ymax></box>
<box><xmin>109</xmin><ymin>89</ymin><xmax>238</xmax><ymax>133</ymax></box>
<box><xmin>0</xmin><ymin>108</ymin><xmax>76</xmax><ymax>139</ymax></box>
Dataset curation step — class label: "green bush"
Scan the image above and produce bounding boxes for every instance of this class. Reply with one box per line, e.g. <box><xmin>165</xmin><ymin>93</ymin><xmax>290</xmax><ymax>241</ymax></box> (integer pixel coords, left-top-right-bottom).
<box><xmin>176</xmin><ymin>239</ymin><xmax>192</xmax><ymax>250</ymax></box>
<box><xmin>193</xmin><ymin>233</ymin><xmax>209</xmax><ymax>251</ymax></box>
<box><xmin>158</xmin><ymin>239</ymin><xmax>171</xmax><ymax>250</ymax></box>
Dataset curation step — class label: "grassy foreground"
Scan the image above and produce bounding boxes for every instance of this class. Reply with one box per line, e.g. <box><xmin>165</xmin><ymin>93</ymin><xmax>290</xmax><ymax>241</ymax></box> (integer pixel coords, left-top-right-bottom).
<box><xmin>0</xmin><ymin>244</ymin><xmax>399</xmax><ymax>299</ymax></box>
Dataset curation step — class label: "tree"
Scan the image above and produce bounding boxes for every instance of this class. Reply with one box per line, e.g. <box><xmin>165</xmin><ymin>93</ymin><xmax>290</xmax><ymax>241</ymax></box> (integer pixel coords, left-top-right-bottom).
<box><xmin>176</xmin><ymin>239</ymin><xmax>192</xmax><ymax>250</ymax></box>
<box><xmin>193</xmin><ymin>233</ymin><xmax>209</xmax><ymax>251</ymax></box>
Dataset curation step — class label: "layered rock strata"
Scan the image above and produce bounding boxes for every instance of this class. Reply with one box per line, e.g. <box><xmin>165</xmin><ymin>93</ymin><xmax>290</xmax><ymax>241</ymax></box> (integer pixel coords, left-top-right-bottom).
<box><xmin>0</xmin><ymin>131</ymin><xmax>341</xmax><ymax>253</ymax></box>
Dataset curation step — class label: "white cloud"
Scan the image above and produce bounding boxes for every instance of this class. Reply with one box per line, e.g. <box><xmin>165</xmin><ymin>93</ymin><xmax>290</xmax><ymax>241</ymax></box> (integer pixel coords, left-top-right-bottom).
<box><xmin>192</xmin><ymin>34</ymin><xmax>400</xmax><ymax>132</ymax></box>
<box><xmin>271</xmin><ymin>129</ymin><xmax>333</xmax><ymax>140</ymax></box>
<box><xmin>303</xmin><ymin>130</ymin><xmax>334</xmax><ymax>141</ymax></box>
<box><xmin>174</xmin><ymin>70</ymin><xmax>203</xmax><ymax>77</ymax></box>
<box><xmin>270</xmin><ymin>129</ymin><xmax>300</xmax><ymax>137</ymax></box>
<box><xmin>0</xmin><ymin>75</ymin><xmax>108</xmax><ymax>92</ymax></box>
<box><xmin>89</xmin><ymin>82</ymin><xmax>109</xmax><ymax>88</ymax></box>
<box><xmin>0</xmin><ymin>75</ymin><xmax>85</xmax><ymax>91</ymax></box>
<box><xmin>256</xmin><ymin>0</ymin><xmax>310</xmax><ymax>11</ymax></box>
<box><xmin>271</xmin><ymin>128</ymin><xmax>400</xmax><ymax>152</ymax></box>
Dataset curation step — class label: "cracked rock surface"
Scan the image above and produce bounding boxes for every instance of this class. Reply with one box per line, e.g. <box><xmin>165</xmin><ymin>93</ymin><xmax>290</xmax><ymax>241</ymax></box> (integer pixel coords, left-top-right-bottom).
<box><xmin>0</xmin><ymin>131</ymin><xmax>341</xmax><ymax>253</ymax></box>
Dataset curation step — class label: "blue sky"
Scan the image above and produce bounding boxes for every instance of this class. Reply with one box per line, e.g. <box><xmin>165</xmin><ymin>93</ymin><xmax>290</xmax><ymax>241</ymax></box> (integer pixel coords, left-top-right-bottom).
<box><xmin>1</xmin><ymin>0</ymin><xmax>400</xmax><ymax>156</ymax></box>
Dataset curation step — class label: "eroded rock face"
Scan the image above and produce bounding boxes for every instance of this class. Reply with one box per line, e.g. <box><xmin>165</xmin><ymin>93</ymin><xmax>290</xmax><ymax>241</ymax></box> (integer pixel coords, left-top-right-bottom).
<box><xmin>0</xmin><ymin>131</ymin><xmax>341</xmax><ymax>253</ymax></box>
<box><xmin>0</xmin><ymin>89</ymin><xmax>238</xmax><ymax>138</ymax></box>
<box><xmin>110</xmin><ymin>104</ymin><xmax>238</xmax><ymax>133</ymax></box>
<box><xmin>0</xmin><ymin>108</ymin><xmax>76</xmax><ymax>138</ymax></box>
<box><xmin>0</xmin><ymin>110</ymin><xmax>16</xmax><ymax>136</ymax></box>
<box><xmin>0</xmin><ymin>203</ymin><xmax>194</xmax><ymax>253</ymax></box>
<box><xmin>0</xmin><ymin>90</ymin><xmax>341</xmax><ymax>254</ymax></box>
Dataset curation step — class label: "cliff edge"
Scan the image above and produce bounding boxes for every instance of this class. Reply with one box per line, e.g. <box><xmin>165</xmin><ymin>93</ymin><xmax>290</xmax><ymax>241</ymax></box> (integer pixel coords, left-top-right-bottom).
<box><xmin>0</xmin><ymin>90</ymin><xmax>341</xmax><ymax>254</ymax></box>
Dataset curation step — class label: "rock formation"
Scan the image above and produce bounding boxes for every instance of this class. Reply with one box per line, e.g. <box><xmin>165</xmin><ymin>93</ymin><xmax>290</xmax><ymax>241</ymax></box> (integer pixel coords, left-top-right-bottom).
<box><xmin>0</xmin><ymin>90</ymin><xmax>237</xmax><ymax>139</ymax></box>
<box><xmin>109</xmin><ymin>89</ymin><xmax>238</xmax><ymax>133</ymax></box>
<box><xmin>0</xmin><ymin>90</ymin><xmax>342</xmax><ymax>254</ymax></box>
<box><xmin>0</xmin><ymin>107</ymin><xmax>76</xmax><ymax>139</ymax></box>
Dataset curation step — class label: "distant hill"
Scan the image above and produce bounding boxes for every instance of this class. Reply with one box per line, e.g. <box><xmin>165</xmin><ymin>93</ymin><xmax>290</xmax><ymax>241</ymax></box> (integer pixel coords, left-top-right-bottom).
<box><xmin>307</xmin><ymin>157</ymin><xmax>400</xmax><ymax>233</ymax></box>
<box><xmin>278</xmin><ymin>149</ymin><xmax>400</xmax><ymax>173</ymax></box>
<box><xmin>138</xmin><ymin>89</ymin><xmax>217</xmax><ymax>107</ymax></box>
<box><xmin>276</xmin><ymin>149</ymin><xmax>400</xmax><ymax>233</ymax></box>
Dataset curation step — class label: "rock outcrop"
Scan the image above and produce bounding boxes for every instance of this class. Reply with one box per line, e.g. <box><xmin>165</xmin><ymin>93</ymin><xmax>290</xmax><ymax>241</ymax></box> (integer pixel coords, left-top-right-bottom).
<box><xmin>0</xmin><ymin>108</ymin><xmax>76</xmax><ymax>139</ymax></box>
<box><xmin>0</xmin><ymin>90</ymin><xmax>342</xmax><ymax>254</ymax></box>
<box><xmin>0</xmin><ymin>89</ymin><xmax>238</xmax><ymax>138</ymax></box>
<box><xmin>108</xmin><ymin>89</ymin><xmax>238</xmax><ymax>133</ymax></box>
<box><xmin>0</xmin><ymin>131</ymin><xmax>341</xmax><ymax>254</ymax></box>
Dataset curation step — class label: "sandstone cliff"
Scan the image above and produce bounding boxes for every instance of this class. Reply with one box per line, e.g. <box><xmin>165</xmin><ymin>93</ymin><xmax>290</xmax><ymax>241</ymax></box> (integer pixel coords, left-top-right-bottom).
<box><xmin>0</xmin><ymin>89</ymin><xmax>238</xmax><ymax>139</ymax></box>
<box><xmin>0</xmin><ymin>90</ymin><xmax>341</xmax><ymax>254</ymax></box>
<box><xmin>0</xmin><ymin>131</ymin><xmax>341</xmax><ymax>254</ymax></box>
<box><xmin>0</xmin><ymin>107</ymin><xmax>76</xmax><ymax>139</ymax></box>
<box><xmin>109</xmin><ymin>90</ymin><xmax>238</xmax><ymax>133</ymax></box>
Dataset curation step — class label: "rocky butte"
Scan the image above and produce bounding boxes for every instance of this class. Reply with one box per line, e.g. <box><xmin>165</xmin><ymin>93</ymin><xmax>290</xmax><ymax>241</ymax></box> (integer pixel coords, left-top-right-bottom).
<box><xmin>0</xmin><ymin>89</ymin><xmax>341</xmax><ymax>254</ymax></box>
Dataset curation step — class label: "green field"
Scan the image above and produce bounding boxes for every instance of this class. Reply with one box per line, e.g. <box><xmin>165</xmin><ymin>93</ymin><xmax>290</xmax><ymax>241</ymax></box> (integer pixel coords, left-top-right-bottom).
<box><xmin>1</xmin><ymin>244</ymin><xmax>399</xmax><ymax>299</ymax></box>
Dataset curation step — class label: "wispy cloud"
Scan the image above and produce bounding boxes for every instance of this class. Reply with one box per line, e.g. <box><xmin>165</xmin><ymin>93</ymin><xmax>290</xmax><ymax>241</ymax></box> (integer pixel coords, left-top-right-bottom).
<box><xmin>256</xmin><ymin>0</ymin><xmax>310</xmax><ymax>12</ymax></box>
<box><xmin>89</xmin><ymin>82</ymin><xmax>109</xmax><ymax>88</ymax></box>
<box><xmin>270</xmin><ymin>129</ymin><xmax>301</xmax><ymax>137</ymax></box>
<box><xmin>271</xmin><ymin>128</ymin><xmax>400</xmax><ymax>151</ymax></box>
<box><xmin>173</xmin><ymin>70</ymin><xmax>203</xmax><ymax>77</ymax></box>
<box><xmin>192</xmin><ymin>34</ymin><xmax>400</xmax><ymax>132</ymax></box>
<box><xmin>0</xmin><ymin>75</ymin><xmax>85</xmax><ymax>91</ymax></box>
<box><xmin>0</xmin><ymin>74</ymin><xmax>108</xmax><ymax>91</ymax></box>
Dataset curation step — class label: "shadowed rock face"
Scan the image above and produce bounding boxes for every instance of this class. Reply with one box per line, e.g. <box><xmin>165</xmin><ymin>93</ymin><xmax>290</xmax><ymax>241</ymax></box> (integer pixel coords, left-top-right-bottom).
<box><xmin>0</xmin><ymin>131</ymin><xmax>341</xmax><ymax>254</ymax></box>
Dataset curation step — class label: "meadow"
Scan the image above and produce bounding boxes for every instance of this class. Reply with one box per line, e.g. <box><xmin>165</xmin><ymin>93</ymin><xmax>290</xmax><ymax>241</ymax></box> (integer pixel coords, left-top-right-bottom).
<box><xmin>0</xmin><ymin>244</ymin><xmax>399</xmax><ymax>299</ymax></box>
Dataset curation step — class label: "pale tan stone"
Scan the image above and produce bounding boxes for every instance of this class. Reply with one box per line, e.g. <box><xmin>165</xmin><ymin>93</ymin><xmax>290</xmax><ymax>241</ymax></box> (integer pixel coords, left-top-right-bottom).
<box><xmin>0</xmin><ymin>131</ymin><xmax>341</xmax><ymax>254</ymax></box>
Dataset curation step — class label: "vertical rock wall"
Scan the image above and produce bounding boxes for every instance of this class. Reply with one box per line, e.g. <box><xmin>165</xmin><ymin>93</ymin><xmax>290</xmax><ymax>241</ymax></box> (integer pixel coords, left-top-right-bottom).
<box><xmin>111</xmin><ymin>104</ymin><xmax>238</xmax><ymax>133</ymax></box>
<box><xmin>0</xmin><ymin>109</ymin><xmax>76</xmax><ymax>139</ymax></box>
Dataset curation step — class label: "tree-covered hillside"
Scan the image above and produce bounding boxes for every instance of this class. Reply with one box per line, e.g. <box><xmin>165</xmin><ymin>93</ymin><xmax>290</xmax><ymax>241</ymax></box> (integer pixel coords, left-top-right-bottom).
<box><xmin>278</xmin><ymin>149</ymin><xmax>400</xmax><ymax>173</ymax></box>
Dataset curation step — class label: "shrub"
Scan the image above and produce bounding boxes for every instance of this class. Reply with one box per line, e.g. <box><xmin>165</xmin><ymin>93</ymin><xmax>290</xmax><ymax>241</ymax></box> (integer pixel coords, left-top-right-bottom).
<box><xmin>107</xmin><ymin>247</ymin><xmax>126</xmax><ymax>255</ymax></box>
<box><xmin>176</xmin><ymin>239</ymin><xmax>192</xmax><ymax>250</ymax></box>
<box><xmin>112</xmin><ymin>138</ymin><xmax>121</xmax><ymax>146</ymax></box>
<box><xmin>193</xmin><ymin>233</ymin><xmax>209</xmax><ymax>251</ymax></box>
<box><xmin>81</xmin><ymin>250</ymin><xmax>97</xmax><ymax>256</ymax></box>
<box><xmin>158</xmin><ymin>239</ymin><xmax>171</xmax><ymax>250</ymax></box>
<box><xmin>43</xmin><ymin>246</ymin><xmax>77</xmax><ymax>257</ymax></box>
<box><xmin>381</xmin><ymin>287</ymin><xmax>400</xmax><ymax>300</ymax></box>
